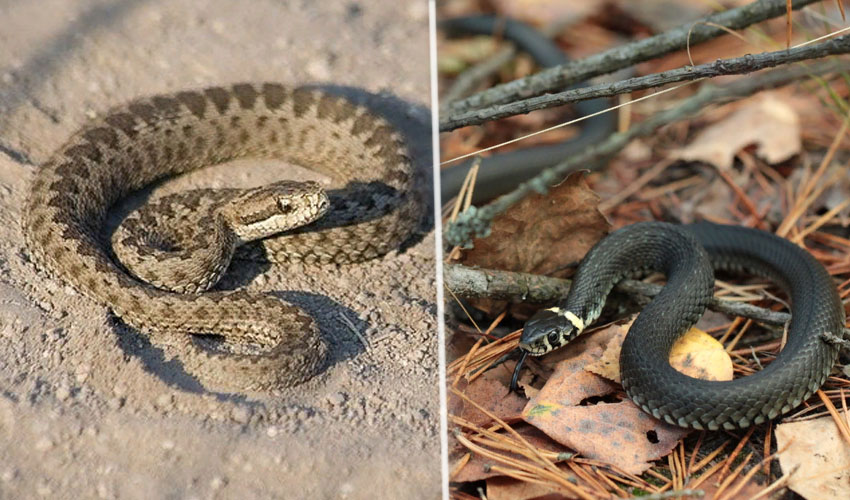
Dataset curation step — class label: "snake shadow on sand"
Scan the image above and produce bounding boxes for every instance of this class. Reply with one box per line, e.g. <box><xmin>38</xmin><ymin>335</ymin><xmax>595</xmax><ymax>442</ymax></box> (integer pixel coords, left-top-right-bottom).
<box><xmin>113</xmin><ymin>291</ymin><xmax>369</xmax><ymax>399</ymax></box>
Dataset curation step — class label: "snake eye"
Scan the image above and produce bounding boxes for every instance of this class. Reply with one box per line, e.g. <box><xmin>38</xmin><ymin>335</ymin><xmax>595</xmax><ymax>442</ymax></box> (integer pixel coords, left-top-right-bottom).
<box><xmin>547</xmin><ymin>332</ymin><xmax>560</xmax><ymax>345</ymax></box>
<box><xmin>277</xmin><ymin>200</ymin><xmax>293</xmax><ymax>214</ymax></box>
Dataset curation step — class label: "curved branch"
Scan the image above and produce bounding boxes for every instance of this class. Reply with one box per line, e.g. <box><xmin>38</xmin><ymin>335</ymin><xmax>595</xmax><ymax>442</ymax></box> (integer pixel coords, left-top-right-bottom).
<box><xmin>440</xmin><ymin>35</ymin><xmax>850</xmax><ymax>131</ymax></box>
<box><xmin>445</xmin><ymin>263</ymin><xmax>793</xmax><ymax>326</ymax></box>
<box><xmin>445</xmin><ymin>0</ymin><xmax>823</xmax><ymax>114</ymax></box>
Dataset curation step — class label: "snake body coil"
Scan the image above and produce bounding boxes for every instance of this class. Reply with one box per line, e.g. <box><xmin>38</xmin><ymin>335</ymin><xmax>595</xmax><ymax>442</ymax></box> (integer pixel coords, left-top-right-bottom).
<box><xmin>519</xmin><ymin>221</ymin><xmax>845</xmax><ymax>430</ymax></box>
<box><xmin>23</xmin><ymin>83</ymin><xmax>419</xmax><ymax>391</ymax></box>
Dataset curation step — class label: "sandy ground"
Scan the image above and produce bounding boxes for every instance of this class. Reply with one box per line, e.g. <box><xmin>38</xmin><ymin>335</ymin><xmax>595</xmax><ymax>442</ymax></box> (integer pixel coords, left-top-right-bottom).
<box><xmin>0</xmin><ymin>1</ymin><xmax>440</xmax><ymax>498</ymax></box>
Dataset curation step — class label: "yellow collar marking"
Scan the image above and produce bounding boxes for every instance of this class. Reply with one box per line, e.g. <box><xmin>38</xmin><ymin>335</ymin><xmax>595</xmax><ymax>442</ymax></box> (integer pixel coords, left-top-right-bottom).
<box><xmin>542</xmin><ymin>307</ymin><xmax>585</xmax><ymax>332</ymax></box>
<box><xmin>563</xmin><ymin>311</ymin><xmax>585</xmax><ymax>332</ymax></box>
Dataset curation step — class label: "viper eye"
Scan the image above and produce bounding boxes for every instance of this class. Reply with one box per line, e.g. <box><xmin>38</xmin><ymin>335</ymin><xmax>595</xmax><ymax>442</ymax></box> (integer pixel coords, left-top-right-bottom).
<box><xmin>277</xmin><ymin>200</ymin><xmax>293</xmax><ymax>213</ymax></box>
<box><xmin>547</xmin><ymin>332</ymin><xmax>559</xmax><ymax>345</ymax></box>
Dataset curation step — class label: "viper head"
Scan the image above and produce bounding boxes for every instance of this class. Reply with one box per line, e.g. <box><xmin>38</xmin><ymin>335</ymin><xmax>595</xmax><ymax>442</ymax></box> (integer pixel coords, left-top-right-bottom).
<box><xmin>223</xmin><ymin>180</ymin><xmax>330</xmax><ymax>243</ymax></box>
<box><xmin>518</xmin><ymin>307</ymin><xmax>580</xmax><ymax>356</ymax></box>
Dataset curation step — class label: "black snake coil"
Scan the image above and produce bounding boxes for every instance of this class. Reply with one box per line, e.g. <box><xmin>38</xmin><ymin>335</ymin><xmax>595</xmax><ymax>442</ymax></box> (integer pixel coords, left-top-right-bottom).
<box><xmin>517</xmin><ymin>222</ymin><xmax>845</xmax><ymax>430</ymax></box>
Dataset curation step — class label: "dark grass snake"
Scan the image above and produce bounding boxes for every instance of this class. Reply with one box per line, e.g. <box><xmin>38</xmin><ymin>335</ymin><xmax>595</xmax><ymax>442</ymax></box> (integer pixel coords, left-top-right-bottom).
<box><xmin>514</xmin><ymin>221</ymin><xmax>846</xmax><ymax>430</ymax></box>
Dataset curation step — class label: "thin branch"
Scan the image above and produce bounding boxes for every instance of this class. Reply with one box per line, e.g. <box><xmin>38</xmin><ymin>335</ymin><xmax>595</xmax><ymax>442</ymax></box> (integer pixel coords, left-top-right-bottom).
<box><xmin>446</xmin><ymin>0</ymin><xmax>822</xmax><ymax>114</ymax></box>
<box><xmin>445</xmin><ymin>263</ymin><xmax>797</xmax><ymax>327</ymax></box>
<box><xmin>822</xmin><ymin>331</ymin><xmax>850</xmax><ymax>349</ymax></box>
<box><xmin>440</xmin><ymin>35</ymin><xmax>850</xmax><ymax>131</ymax></box>
<box><xmin>443</xmin><ymin>60</ymin><xmax>845</xmax><ymax>247</ymax></box>
<box><xmin>439</xmin><ymin>16</ymin><xmax>581</xmax><ymax>114</ymax></box>
<box><xmin>439</xmin><ymin>44</ymin><xmax>516</xmax><ymax>113</ymax></box>
<box><xmin>445</xmin><ymin>263</ymin><xmax>572</xmax><ymax>303</ymax></box>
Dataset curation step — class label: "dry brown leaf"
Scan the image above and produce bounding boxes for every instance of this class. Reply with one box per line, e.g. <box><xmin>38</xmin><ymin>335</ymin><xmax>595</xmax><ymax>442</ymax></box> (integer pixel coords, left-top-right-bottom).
<box><xmin>449</xmin><ymin>325</ymin><xmax>621</xmax><ymax>432</ymax></box>
<box><xmin>458</xmin><ymin>172</ymin><xmax>609</xmax><ymax>317</ymax></box>
<box><xmin>776</xmin><ymin>412</ymin><xmax>850</xmax><ymax>500</ymax></box>
<box><xmin>587</xmin><ymin>320</ymin><xmax>733</xmax><ymax>383</ymax></box>
<box><xmin>523</xmin><ymin>400</ymin><xmax>689</xmax><ymax>475</ymax></box>
<box><xmin>673</xmin><ymin>92</ymin><xmax>801</xmax><ymax>170</ymax></box>
<box><xmin>689</xmin><ymin>171</ymin><xmax>783</xmax><ymax>225</ymax></box>
<box><xmin>526</xmin><ymin>345</ymin><xmax>618</xmax><ymax>406</ymax></box>
<box><xmin>449</xmin><ymin>370</ymin><xmax>528</xmax><ymax>428</ymax></box>
<box><xmin>517</xmin><ymin>378</ymin><xmax>540</xmax><ymax>400</ymax></box>
<box><xmin>461</xmin><ymin>172</ymin><xmax>610</xmax><ymax>278</ymax></box>
<box><xmin>585</xmin><ymin>323</ymin><xmax>629</xmax><ymax>382</ymax></box>
<box><xmin>522</xmin><ymin>321</ymin><xmax>692</xmax><ymax>474</ymax></box>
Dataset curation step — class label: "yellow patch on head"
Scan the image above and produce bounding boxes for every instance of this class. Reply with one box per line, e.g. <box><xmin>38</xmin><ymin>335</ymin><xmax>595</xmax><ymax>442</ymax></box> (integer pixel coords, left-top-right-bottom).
<box><xmin>563</xmin><ymin>311</ymin><xmax>585</xmax><ymax>332</ymax></box>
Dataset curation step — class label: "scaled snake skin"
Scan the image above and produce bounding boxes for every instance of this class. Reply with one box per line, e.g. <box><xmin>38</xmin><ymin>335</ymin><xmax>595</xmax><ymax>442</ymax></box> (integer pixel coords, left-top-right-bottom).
<box><xmin>23</xmin><ymin>83</ymin><xmax>419</xmax><ymax>391</ymax></box>
<box><xmin>519</xmin><ymin>222</ymin><xmax>846</xmax><ymax>430</ymax></box>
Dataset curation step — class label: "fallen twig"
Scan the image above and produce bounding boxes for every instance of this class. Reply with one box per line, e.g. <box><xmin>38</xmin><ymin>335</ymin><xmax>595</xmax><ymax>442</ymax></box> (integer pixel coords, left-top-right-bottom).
<box><xmin>440</xmin><ymin>34</ymin><xmax>850</xmax><ymax>131</ymax></box>
<box><xmin>445</xmin><ymin>263</ymin><xmax>850</xmax><ymax>336</ymax></box>
<box><xmin>445</xmin><ymin>0</ymin><xmax>822</xmax><ymax>114</ymax></box>
<box><xmin>439</xmin><ymin>16</ymin><xmax>576</xmax><ymax>112</ymax></box>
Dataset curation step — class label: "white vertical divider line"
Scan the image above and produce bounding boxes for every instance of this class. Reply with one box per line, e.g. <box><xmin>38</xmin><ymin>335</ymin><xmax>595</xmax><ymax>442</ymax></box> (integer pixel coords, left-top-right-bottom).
<box><xmin>427</xmin><ymin>1</ymin><xmax>449</xmax><ymax>499</ymax></box>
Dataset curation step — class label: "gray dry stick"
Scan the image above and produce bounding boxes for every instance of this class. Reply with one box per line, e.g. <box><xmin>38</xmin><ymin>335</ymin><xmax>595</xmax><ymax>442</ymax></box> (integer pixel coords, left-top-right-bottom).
<box><xmin>23</xmin><ymin>83</ymin><xmax>419</xmax><ymax>392</ymax></box>
<box><xmin>445</xmin><ymin>0</ymin><xmax>823</xmax><ymax>113</ymax></box>
<box><xmin>440</xmin><ymin>34</ymin><xmax>850</xmax><ymax>131</ymax></box>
